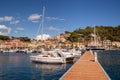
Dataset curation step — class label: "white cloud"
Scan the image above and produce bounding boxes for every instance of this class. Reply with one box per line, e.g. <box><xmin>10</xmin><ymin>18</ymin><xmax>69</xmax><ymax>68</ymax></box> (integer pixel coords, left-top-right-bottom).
<box><xmin>46</xmin><ymin>17</ymin><xmax>65</xmax><ymax>21</ymax></box>
<box><xmin>28</xmin><ymin>14</ymin><xmax>42</xmax><ymax>23</ymax></box>
<box><xmin>0</xmin><ymin>17</ymin><xmax>4</xmax><ymax>21</ymax></box>
<box><xmin>0</xmin><ymin>25</ymin><xmax>11</xmax><ymax>36</ymax></box>
<box><xmin>10</xmin><ymin>20</ymin><xmax>20</xmax><ymax>24</ymax></box>
<box><xmin>35</xmin><ymin>34</ymin><xmax>51</xmax><ymax>40</ymax></box>
<box><xmin>31</xmin><ymin>20</ymin><xmax>39</xmax><ymax>23</ymax></box>
<box><xmin>0</xmin><ymin>32</ymin><xmax>7</xmax><ymax>35</ymax></box>
<box><xmin>0</xmin><ymin>16</ymin><xmax>19</xmax><ymax>24</ymax></box>
<box><xmin>16</xmin><ymin>27</ymin><xmax>24</xmax><ymax>30</ymax></box>
<box><xmin>46</xmin><ymin>26</ymin><xmax>61</xmax><ymax>31</ymax></box>
<box><xmin>0</xmin><ymin>16</ymin><xmax>13</xmax><ymax>22</ymax></box>
<box><xmin>4</xmin><ymin>16</ymin><xmax>13</xmax><ymax>21</ymax></box>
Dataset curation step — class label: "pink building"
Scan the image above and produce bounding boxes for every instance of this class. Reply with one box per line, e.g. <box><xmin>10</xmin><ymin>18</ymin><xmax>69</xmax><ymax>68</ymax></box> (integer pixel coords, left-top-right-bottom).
<box><xmin>4</xmin><ymin>39</ymin><xmax>24</xmax><ymax>48</ymax></box>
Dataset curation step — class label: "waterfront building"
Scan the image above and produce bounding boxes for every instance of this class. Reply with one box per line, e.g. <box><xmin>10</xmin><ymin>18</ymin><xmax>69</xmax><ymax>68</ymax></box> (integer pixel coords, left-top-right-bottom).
<box><xmin>4</xmin><ymin>39</ymin><xmax>24</xmax><ymax>49</ymax></box>
<box><xmin>103</xmin><ymin>40</ymin><xmax>112</xmax><ymax>49</ymax></box>
<box><xmin>112</xmin><ymin>41</ymin><xmax>120</xmax><ymax>48</ymax></box>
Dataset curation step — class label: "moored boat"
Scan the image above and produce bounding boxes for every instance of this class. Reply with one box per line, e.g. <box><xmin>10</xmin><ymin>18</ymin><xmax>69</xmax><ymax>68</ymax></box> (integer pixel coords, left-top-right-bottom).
<box><xmin>86</xmin><ymin>46</ymin><xmax>105</xmax><ymax>50</ymax></box>
<box><xmin>30</xmin><ymin>51</ymin><xmax>66</xmax><ymax>64</ymax></box>
<box><xmin>86</xmin><ymin>25</ymin><xmax>105</xmax><ymax>50</ymax></box>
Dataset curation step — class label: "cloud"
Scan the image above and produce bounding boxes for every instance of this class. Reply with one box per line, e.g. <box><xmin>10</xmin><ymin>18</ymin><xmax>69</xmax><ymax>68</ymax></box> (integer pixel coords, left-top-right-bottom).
<box><xmin>0</xmin><ymin>16</ymin><xmax>19</xmax><ymax>24</ymax></box>
<box><xmin>35</xmin><ymin>34</ymin><xmax>51</xmax><ymax>40</ymax></box>
<box><xmin>31</xmin><ymin>20</ymin><xmax>39</xmax><ymax>23</ymax></box>
<box><xmin>28</xmin><ymin>14</ymin><xmax>42</xmax><ymax>23</ymax></box>
<box><xmin>0</xmin><ymin>16</ymin><xmax>13</xmax><ymax>22</ymax></box>
<box><xmin>46</xmin><ymin>17</ymin><xmax>65</xmax><ymax>21</ymax></box>
<box><xmin>16</xmin><ymin>27</ymin><xmax>24</xmax><ymax>30</ymax></box>
<box><xmin>4</xmin><ymin>16</ymin><xmax>13</xmax><ymax>21</ymax></box>
<box><xmin>46</xmin><ymin>26</ymin><xmax>62</xmax><ymax>31</ymax></box>
<box><xmin>0</xmin><ymin>25</ymin><xmax>11</xmax><ymax>35</ymax></box>
<box><xmin>0</xmin><ymin>17</ymin><xmax>4</xmax><ymax>21</ymax></box>
<box><xmin>10</xmin><ymin>20</ymin><xmax>20</xmax><ymax>24</ymax></box>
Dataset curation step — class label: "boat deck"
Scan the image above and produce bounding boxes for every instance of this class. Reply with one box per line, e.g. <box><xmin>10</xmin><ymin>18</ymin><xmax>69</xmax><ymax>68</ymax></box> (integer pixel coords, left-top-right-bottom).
<box><xmin>60</xmin><ymin>51</ymin><xmax>110</xmax><ymax>80</ymax></box>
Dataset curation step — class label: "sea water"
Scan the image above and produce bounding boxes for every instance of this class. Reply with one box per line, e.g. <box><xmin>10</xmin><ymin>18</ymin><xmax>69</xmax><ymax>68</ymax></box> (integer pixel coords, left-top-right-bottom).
<box><xmin>97</xmin><ymin>50</ymin><xmax>120</xmax><ymax>80</ymax></box>
<box><xmin>0</xmin><ymin>53</ymin><xmax>73</xmax><ymax>80</ymax></box>
<box><xmin>0</xmin><ymin>50</ymin><xmax>120</xmax><ymax>80</ymax></box>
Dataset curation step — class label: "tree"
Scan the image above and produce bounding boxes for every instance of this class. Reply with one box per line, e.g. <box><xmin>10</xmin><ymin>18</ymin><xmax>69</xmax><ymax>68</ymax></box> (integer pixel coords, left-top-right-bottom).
<box><xmin>68</xmin><ymin>32</ymin><xmax>79</xmax><ymax>42</ymax></box>
<box><xmin>65</xmin><ymin>31</ymin><xmax>71</xmax><ymax>34</ymax></box>
<box><xmin>68</xmin><ymin>25</ymin><xmax>120</xmax><ymax>42</ymax></box>
<box><xmin>19</xmin><ymin>37</ymin><xmax>31</xmax><ymax>42</ymax></box>
<box><xmin>0</xmin><ymin>35</ymin><xmax>10</xmax><ymax>40</ymax></box>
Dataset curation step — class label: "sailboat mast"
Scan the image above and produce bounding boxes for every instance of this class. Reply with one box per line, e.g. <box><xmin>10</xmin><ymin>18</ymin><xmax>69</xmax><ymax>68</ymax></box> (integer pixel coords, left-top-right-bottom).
<box><xmin>94</xmin><ymin>25</ymin><xmax>97</xmax><ymax>46</ymax></box>
<box><xmin>41</xmin><ymin>6</ymin><xmax>45</xmax><ymax>41</ymax></box>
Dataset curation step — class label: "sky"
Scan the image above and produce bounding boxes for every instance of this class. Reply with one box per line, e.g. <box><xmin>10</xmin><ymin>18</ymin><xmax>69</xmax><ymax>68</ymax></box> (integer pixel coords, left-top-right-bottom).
<box><xmin>0</xmin><ymin>0</ymin><xmax>120</xmax><ymax>39</ymax></box>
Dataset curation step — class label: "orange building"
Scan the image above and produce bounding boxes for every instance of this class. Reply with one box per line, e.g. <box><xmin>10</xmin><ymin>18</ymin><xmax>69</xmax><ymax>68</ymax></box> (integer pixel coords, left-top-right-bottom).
<box><xmin>4</xmin><ymin>39</ymin><xmax>24</xmax><ymax>48</ymax></box>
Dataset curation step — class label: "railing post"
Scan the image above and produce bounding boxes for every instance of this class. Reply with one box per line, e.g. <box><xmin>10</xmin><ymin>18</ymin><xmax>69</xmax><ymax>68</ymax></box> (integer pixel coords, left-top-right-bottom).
<box><xmin>94</xmin><ymin>52</ymin><xmax>97</xmax><ymax>62</ymax></box>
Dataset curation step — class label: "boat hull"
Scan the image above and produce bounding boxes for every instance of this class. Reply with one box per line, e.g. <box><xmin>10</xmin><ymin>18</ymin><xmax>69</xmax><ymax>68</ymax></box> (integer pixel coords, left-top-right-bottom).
<box><xmin>66</xmin><ymin>57</ymin><xmax>74</xmax><ymax>63</ymax></box>
<box><xmin>86</xmin><ymin>46</ymin><xmax>105</xmax><ymax>50</ymax></box>
<box><xmin>30</xmin><ymin>55</ymin><xmax>66</xmax><ymax>64</ymax></box>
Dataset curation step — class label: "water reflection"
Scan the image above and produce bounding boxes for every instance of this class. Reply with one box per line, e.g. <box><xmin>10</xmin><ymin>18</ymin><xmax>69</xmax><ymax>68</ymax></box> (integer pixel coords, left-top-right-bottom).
<box><xmin>0</xmin><ymin>53</ymin><xmax>73</xmax><ymax>80</ymax></box>
<box><xmin>31</xmin><ymin>63</ymin><xmax>66</xmax><ymax>75</ymax></box>
<box><xmin>0</xmin><ymin>53</ymin><xmax>29</xmax><ymax>67</ymax></box>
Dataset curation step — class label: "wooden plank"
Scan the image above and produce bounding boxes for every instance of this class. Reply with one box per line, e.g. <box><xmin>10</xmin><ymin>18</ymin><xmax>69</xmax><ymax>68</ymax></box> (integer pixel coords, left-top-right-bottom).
<box><xmin>60</xmin><ymin>51</ymin><xmax>109</xmax><ymax>80</ymax></box>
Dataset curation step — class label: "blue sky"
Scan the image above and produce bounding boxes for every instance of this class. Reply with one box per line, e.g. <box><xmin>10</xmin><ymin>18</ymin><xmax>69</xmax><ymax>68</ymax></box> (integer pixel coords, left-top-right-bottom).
<box><xmin>0</xmin><ymin>0</ymin><xmax>120</xmax><ymax>39</ymax></box>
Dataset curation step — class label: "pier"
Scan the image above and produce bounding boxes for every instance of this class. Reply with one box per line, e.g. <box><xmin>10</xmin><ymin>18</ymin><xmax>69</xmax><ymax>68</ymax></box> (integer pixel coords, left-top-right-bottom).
<box><xmin>60</xmin><ymin>51</ymin><xmax>110</xmax><ymax>80</ymax></box>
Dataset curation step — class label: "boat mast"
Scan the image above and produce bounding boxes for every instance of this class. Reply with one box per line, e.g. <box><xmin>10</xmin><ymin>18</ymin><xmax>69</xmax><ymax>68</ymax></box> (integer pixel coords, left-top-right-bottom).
<box><xmin>94</xmin><ymin>25</ymin><xmax>97</xmax><ymax>46</ymax></box>
<box><xmin>41</xmin><ymin>6</ymin><xmax>45</xmax><ymax>41</ymax></box>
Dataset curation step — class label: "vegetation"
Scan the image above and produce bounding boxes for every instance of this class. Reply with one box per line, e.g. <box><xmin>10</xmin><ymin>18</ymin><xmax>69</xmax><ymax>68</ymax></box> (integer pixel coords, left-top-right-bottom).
<box><xmin>65</xmin><ymin>31</ymin><xmax>71</xmax><ymax>34</ymax></box>
<box><xmin>19</xmin><ymin>37</ymin><xmax>31</xmax><ymax>42</ymax></box>
<box><xmin>0</xmin><ymin>25</ymin><xmax>120</xmax><ymax>43</ymax></box>
<box><xmin>67</xmin><ymin>25</ymin><xmax>120</xmax><ymax>42</ymax></box>
<box><xmin>0</xmin><ymin>35</ymin><xmax>10</xmax><ymax>40</ymax></box>
<box><xmin>0</xmin><ymin>35</ymin><xmax>31</xmax><ymax>42</ymax></box>
<box><xmin>11</xmin><ymin>36</ymin><xmax>31</xmax><ymax>42</ymax></box>
<box><xmin>68</xmin><ymin>32</ymin><xmax>79</xmax><ymax>42</ymax></box>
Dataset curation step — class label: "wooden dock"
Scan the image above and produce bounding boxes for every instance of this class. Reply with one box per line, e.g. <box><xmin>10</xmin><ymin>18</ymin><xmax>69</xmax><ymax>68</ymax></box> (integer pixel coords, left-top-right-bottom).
<box><xmin>60</xmin><ymin>51</ymin><xmax>110</xmax><ymax>80</ymax></box>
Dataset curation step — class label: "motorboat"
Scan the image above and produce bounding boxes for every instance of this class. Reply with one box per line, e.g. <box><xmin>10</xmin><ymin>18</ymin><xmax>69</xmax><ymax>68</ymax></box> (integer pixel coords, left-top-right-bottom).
<box><xmin>30</xmin><ymin>51</ymin><xmax>66</xmax><ymax>64</ymax></box>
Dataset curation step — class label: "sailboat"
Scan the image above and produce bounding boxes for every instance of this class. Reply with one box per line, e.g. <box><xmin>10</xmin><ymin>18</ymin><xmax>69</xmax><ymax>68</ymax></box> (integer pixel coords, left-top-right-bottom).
<box><xmin>30</xmin><ymin>7</ymin><xmax>66</xmax><ymax>64</ymax></box>
<box><xmin>86</xmin><ymin>25</ymin><xmax>105</xmax><ymax>50</ymax></box>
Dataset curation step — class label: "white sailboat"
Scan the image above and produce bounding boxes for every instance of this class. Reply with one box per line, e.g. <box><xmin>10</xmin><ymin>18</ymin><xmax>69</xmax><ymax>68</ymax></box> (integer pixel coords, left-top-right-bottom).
<box><xmin>30</xmin><ymin>7</ymin><xmax>66</xmax><ymax>64</ymax></box>
<box><xmin>86</xmin><ymin>25</ymin><xmax>105</xmax><ymax>50</ymax></box>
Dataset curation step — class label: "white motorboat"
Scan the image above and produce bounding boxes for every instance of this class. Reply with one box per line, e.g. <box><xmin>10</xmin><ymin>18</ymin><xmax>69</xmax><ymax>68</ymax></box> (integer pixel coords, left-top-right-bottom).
<box><xmin>30</xmin><ymin>51</ymin><xmax>66</xmax><ymax>64</ymax></box>
<box><xmin>56</xmin><ymin>49</ymin><xmax>77</xmax><ymax>63</ymax></box>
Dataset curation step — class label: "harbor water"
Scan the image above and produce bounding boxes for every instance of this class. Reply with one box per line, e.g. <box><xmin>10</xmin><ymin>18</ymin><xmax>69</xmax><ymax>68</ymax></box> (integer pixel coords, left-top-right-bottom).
<box><xmin>97</xmin><ymin>50</ymin><xmax>120</xmax><ymax>80</ymax></box>
<box><xmin>0</xmin><ymin>50</ymin><xmax>120</xmax><ymax>80</ymax></box>
<box><xmin>0</xmin><ymin>53</ymin><xmax>73</xmax><ymax>80</ymax></box>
